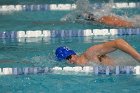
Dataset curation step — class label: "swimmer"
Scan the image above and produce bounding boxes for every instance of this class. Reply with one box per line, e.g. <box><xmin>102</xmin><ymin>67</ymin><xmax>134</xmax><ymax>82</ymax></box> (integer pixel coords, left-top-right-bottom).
<box><xmin>77</xmin><ymin>12</ymin><xmax>134</xmax><ymax>27</ymax></box>
<box><xmin>55</xmin><ymin>39</ymin><xmax>140</xmax><ymax>65</ymax></box>
<box><xmin>32</xmin><ymin>12</ymin><xmax>134</xmax><ymax>27</ymax></box>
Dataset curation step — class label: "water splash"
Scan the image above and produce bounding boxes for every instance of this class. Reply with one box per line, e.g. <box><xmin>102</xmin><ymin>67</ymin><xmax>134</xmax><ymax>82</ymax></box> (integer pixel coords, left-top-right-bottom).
<box><xmin>76</xmin><ymin>0</ymin><xmax>90</xmax><ymax>12</ymax></box>
<box><xmin>129</xmin><ymin>15</ymin><xmax>140</xmax><ymax>27</ymax></box>
<box><xmin>61</xmin><ymin>0</ymin><xmax>114</xmax><ymax>22</ymax></box>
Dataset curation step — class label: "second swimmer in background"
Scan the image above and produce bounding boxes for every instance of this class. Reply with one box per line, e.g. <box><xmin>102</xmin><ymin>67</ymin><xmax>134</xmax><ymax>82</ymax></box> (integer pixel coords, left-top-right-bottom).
<box><xmin>61</xmin><ymin>0</ymin><xmax>139</xmax><ymax>28</ymax></box>
<box><xmin>76</xmin><ymin>12</ymin><xmax>133</xmax><ymax>27</ymax></box>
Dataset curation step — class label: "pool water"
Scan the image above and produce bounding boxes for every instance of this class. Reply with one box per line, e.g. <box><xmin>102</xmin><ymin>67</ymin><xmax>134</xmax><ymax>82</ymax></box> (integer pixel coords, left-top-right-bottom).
<box><xmin>0</xmin><ymin>74</ymin><xmax>140</xmax><ymax>93</ymax></box>
<box><xmin>0</xmin><ymin>0</ymin><xmax>140</xmax><ymax>93</ymax></box>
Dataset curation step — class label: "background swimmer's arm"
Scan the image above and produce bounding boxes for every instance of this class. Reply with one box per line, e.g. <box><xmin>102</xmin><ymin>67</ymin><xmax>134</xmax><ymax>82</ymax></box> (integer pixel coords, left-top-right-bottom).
<box><xmin>97</xmin><ymin>15</ymin><xmax>133</xmax><ymax>27</ymax></box>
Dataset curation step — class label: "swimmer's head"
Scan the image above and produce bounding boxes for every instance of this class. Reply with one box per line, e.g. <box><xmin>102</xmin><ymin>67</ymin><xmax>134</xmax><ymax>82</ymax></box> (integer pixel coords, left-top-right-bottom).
<box><xmin>82</xmin><ymin>12</ymin><xmax>95</xmax><ymax>21</ymax></box>
<box><xmin>55</xmin><ymin>46</ymin><xmax>76</xmax><ymax>61</ymax></box>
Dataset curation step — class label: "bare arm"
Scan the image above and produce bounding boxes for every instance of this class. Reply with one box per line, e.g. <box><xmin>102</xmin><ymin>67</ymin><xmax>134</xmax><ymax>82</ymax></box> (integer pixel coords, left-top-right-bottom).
<box><xmin>86</xmin><ymin>40</ymin><xmax>117</xmax><ymax>56</ymax></box>
<box><xmin>97</xmin><ymin>16</ymin><xmax>133</xmax><ymax>27</ymax></box>
<box><xmin>86</xmin><ymin>39</ymin><xmax>140</xmax><ymax>62</ymax></box>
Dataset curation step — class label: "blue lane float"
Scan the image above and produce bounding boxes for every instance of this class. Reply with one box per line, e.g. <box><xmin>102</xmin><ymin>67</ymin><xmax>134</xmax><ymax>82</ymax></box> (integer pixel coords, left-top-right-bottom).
<box><xmin>0</xmin><ymin>66</ymin><xmax>140</xmax><ymax>76</ymax></box>
<box><xmin>0</xmin><ymin>28</ymin><xmax>140</xmax><ymax>38</ymax></box>
<box><xmin>0</xmin><ymin>31</ymin><xmax>17</xmax><ymax>38</ymax></box>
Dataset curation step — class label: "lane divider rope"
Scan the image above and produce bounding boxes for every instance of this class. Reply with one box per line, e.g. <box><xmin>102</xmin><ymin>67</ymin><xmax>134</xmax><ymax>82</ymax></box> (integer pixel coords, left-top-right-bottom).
<box><xmin>0</xmin><ymin>3</ymin><xmax>140</xmax><ymax>11</ymax></box>
<box><xmin>0</xmin><ymin>66</ymin><xmax>140</xmax><ymax>75</ymax></box>
<box><xmin>0</xmin><ymin>28</ymin><xmax>140</xmax><ymax>38</ymax></box>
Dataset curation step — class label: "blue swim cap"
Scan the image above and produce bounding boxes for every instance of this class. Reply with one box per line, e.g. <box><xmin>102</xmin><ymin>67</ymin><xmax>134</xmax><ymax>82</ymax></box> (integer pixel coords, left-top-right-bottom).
<box><xmin>55</xmin><ymin>46</ymin><xmax>76</xmax><ymax>60</ymax></box>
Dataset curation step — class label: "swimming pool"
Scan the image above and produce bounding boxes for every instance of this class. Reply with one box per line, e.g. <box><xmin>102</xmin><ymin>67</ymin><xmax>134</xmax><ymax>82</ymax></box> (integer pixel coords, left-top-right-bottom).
<box><xmin>0</xmin><ymin>0</ymin><xmax>140</xmax><ymax>93</ymax></box>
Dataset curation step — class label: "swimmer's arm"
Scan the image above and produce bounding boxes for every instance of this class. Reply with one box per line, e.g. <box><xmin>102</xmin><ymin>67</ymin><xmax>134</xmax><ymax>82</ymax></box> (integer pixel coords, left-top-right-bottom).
<box><xmin>97</xmin><ymin>15</ymin><xmax>133</xmax><ymax>27</ymax></box>
<box><xmin>86</xmin><ymin>38</ymin><xmax>140</xmax><ymax>63</ymax></box>
<box><xmin>84</xmin><ymin>40</ymin><xmax>118</xmax><ymax>65</ymax></box>
<box><xmin>85</xmin><ymin>41</ymin><xmax>116</xmax><ymax>57</ymax></box>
